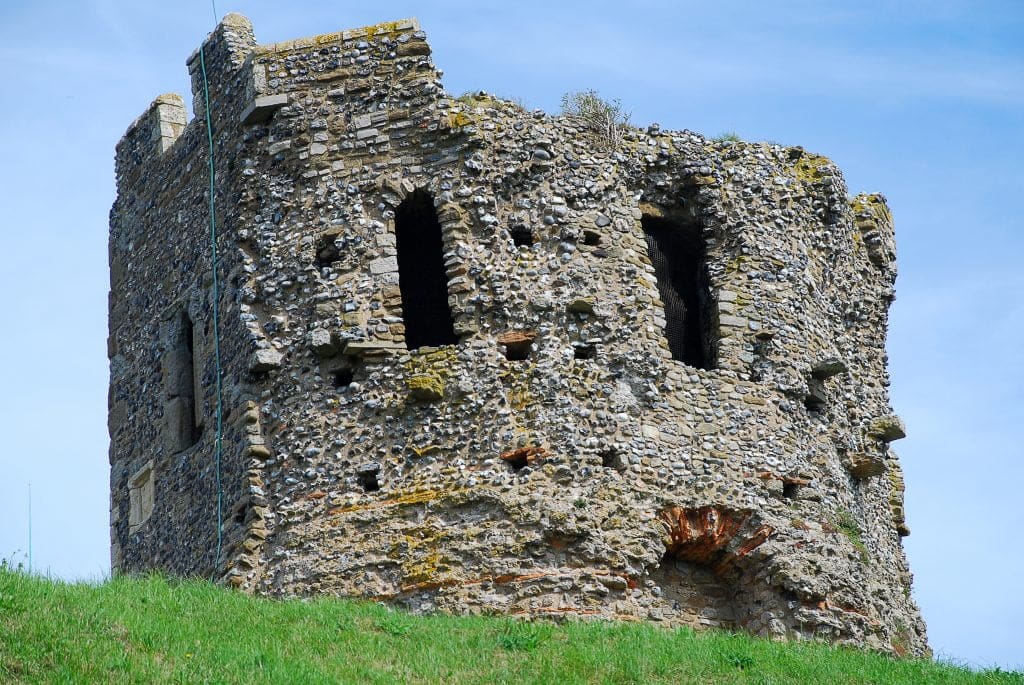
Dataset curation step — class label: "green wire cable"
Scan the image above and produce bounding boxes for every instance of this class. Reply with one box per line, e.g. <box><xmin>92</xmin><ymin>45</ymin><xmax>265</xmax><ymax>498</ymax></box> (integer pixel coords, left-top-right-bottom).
<box><xmin>198</xmin><ymin>44</ymin><xmax>225</xmax><ymax>578</ymax></box>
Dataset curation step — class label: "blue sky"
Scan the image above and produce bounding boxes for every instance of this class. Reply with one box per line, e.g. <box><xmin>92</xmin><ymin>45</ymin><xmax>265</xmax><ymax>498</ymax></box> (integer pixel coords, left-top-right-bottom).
<box><xmin>1</xmin><ymin>0</ymin><xmax>1021</xmax><ymax>671</ymax></box>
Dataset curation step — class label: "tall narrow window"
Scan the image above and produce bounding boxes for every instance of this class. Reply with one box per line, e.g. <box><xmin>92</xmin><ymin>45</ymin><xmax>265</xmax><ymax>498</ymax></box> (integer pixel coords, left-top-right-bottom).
<box><xmin>395</xmin><ymin>189</ymin><xmax>458</xmax><ymax>349</ymax></box>
<box><xmin>166</xmin><ymin>309</ymin><xmax>202</xmax><ymax>451</ymax></box>
<box><xmin>641</xmin><ymin>215</ymin><xmax>715</xmax><ymax>369</ymax></box>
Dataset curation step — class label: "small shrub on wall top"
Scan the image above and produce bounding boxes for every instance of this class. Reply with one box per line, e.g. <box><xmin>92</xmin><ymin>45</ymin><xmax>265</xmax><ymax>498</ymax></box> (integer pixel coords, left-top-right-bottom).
<box><xmin>560</xmin><ymin>89</ymin><xmax>630</xmax><ymax>147</ymax></box>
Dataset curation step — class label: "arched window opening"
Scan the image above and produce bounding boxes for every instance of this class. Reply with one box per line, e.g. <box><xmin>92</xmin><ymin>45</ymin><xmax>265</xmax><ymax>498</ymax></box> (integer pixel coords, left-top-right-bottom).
<box><xmin>395</xmin><ymin>189</ymin><xmax>458</xmax><ymax>349</ymax></box>
<box><xmin>641</xmin><ymin>215</ymin><xmax>715</xmax><ymax>369</ymax></box>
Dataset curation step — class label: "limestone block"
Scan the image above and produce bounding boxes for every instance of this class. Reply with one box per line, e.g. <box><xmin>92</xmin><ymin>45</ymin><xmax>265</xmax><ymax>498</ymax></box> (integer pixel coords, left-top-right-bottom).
<box><xmin>868</xmin><ymin>415</ymin><xmax>906</xmax><ymax>442</ymax></box>
<box><xmin>250</xmin><ymin>348</ymin><xmax>283</xmax><ymax>373</ymax></box>
<box><xmin>240</xmin><ymin>94</ymin><xmax>288</xmax><ymax>124</ymax></box>
<box><xmin>369</xmin><ymin>256</ymin><xmax>399</xmax><ymax>274</ymax></box>
<box><xmin>811</xmin><ymin>357</ymin><xmax>847</xmax><ymax>379</ymax></box>
<box><xmin>309</xmin><ymin>329</ymin><xmax>340</xmax><ymax>357</ymax></box>
<box><xmin>846</xmin><ymin>452</ymin><xmax>885</xmax><ymax>479</ymax></box>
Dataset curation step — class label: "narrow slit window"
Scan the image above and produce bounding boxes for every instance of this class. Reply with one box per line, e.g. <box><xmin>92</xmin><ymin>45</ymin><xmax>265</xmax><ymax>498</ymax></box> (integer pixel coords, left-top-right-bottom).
<box><xmin>166</xmin><ymin>309</ymin><xmax>202</xmax><ymax>451</ymax></box>
<box><xmin>183</xmin><ymin>313</ymin><xmax>203</xmax><ymax>442</ymax></box>
<box><xmin>395</xmin><ymin>190</ymin><xmax>458</xmax><ymax>349</ymax></box>
<box><xmin>641</xmin><ymin>215</ymin><xmax>715</xmax><ymax>369</ymax></box>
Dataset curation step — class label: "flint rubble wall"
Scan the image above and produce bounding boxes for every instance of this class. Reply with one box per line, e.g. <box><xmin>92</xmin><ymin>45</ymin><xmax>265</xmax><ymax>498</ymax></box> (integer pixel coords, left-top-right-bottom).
<box><xmin>109</xmin><ymin>14</ymin><xmax>927</xmax><ymax>656</ymax></box>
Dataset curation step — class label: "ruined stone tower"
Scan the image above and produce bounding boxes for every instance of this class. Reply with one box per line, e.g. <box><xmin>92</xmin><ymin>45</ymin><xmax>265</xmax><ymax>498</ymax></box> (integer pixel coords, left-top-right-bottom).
<box><xmin>108</xmin><ymin>15</ymin><xmax>928</xmax><ymax>654</ymax></box>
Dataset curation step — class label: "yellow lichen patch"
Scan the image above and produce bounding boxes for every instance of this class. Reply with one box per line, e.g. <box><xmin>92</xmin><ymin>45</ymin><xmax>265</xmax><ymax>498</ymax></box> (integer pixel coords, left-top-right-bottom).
<box><xmin>403</xmin><ymin>550</ymin><xmax>453</xmax><ymax>585</ymax></box>
<box><xmin>364</xmin><ymin>21</ymin><xmax>402</xmax><ymax>41</ymax></box>
<box><xmin>328</xmin><ymin>487</ymin><xmax>464</xmax><ymax>516</ymax></box>
<box><xmin>403</xmin><ymin>347</ymin><xmax>457</xmax><ymax>399</ymax></box>
<box><xmin>408</xmin><ymin>374</ymin><xmax>444</xmax><ymax>401</ymax></box>
<box><xmin>446</xmin><ymin>111</ymin><xmax>473</xmax><ymax>129</ymax></box>
<box><xmin>313</xmin><ymin>31</ymin><xmax>345</xmax><ymax>46</ymax></box>
<box><xmin>724</xmin><ymin>255</ymin><xmax>750</xmax><ymax>275</ymax></box>
<box><xmin>788</xmin><ymin>149</ymin><xmax>832</xmax><ymax>185</ymax></box>
<box><xmin>852</xmin><ymin>229</ymin><xmax>864</xmax><ymax>253</ymax></box>
<box><xmin>850</xmin><ymin>193</ymin><xmax>892</xmax><ymax>225</ymax></box>
<box><xmin>397</xmin><ymin>524</ymin><xmax>458</xmax><ymax>585</ymax></box>
<box><xmin>507</xmin><ymin>388</ymin><xmax>532</xmax><ymax>411</ymax></box>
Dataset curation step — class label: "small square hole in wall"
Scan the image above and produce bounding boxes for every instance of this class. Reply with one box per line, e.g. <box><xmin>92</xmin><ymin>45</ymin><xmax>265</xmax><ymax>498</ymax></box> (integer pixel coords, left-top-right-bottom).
<box><xmin>781</xmin><ymin>476</ymin><xmax>810</xmax><ymax>500</ymax></box>
<box><xmin>498</xmin><ymin>330</ymin><xmax>536</xmax><ymax>362</ymax></box>
<box><xmin>315</xmin><ymin>233</ymin><xmax>342</xmax><ymax>268</ymax></box>
<box><xmin>503</xmin><ymin>341</ymin><xmax>532</xmax><ymax>361</ymax></box>
<box><xmin>510</xmin><ymin>225</ymin><xmax>534</xmax><ymax>247</ymax></box>
<box><xmin>582</xmin><ymin>229</ymin><xmax>602</xmax><ymax>247</ymax></box>
<box><xmin>803</xmin><ymin>396</ymin><xmax>826</xmax><ymax>412</ymax></box>
<box><xmin>600</xmin><ymin>450</ymin><xmax>625</xmax><ymax>472</ymax></box>
<box><xmin>573</xmin><ymin>343</ymin><xmax>596</xmax><ymax>360</ymax></box>
<box><xmin>804</xmin><ymin>378</ymin><xmax>827</xmax><ymax>413</ymax></box>
<box><xmin>504</xmin><ymin>452</ymin><xmax>530</xmax><ymax>471</ymax></box>
<box><xmin>332</xmin><ymin>367</ymin><xmax>355</xmax><ymax>389</ymax></box>
<box><xmin>356</xmin><ymin>465</ymin><xmax>380</xmax><ymax>492</ymax></box>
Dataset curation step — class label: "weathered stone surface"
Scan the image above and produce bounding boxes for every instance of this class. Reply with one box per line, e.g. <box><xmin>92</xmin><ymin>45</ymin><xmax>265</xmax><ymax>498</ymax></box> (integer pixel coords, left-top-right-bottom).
<box><xmin>407</xmin><ymin>374</ymin><xmax>444</xmax><ymax>401</ymax></box>
<box><xmin>847</xmin><ymin>452</ymin><xmax>886</xmax><ymax>479</ymax></box>
<box><xmin>250</xmin><ymin>349</ymin><xmax>282</xmax><ymax>373</ymax></box>
<box><xmin>240</xmin><ymin>94</ymin><xmax>288</xmax><ymax>125</ymax></box>
<box><xmin>309</xmin><ymin>329</ymin><xmax>340</xmax><ymax>357</ymax></box>
<box><xmin>869</xmin><ymin>415</ymin><xmax>907</xmax><ymax>442</ymax></box>
<box><xmin>107</xmin><ymin>14</ymin><xmax>926</xmax><ymax>659</ymax></box>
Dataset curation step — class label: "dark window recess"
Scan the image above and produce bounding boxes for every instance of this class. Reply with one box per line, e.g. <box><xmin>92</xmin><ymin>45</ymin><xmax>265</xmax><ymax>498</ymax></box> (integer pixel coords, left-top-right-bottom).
<box><xmin>573</xmin><ymin>343</ymin><xmax>596</xmax><ymax>360</ymax></box>
<box><xmin>510</xmin><ymin>224</ymin><xmax>534</xmax><ymax>247</ymax></box>
<box><xmin>641</xmin><ymin>215</ymin><xmax>715</xmax><ymax>369</ymax></box>
<box><xmin>315</xmin><ymin>233</ymin><xmax>342</xmax><ymax>268</ymax></box>
<box><xmin>356</xmin><ymin>465</ymin><xmax>380</xmax><ymax>492</ymax></box>
<box><xmin>395</xmin><ymin>190</ymin><xmax>458</xmax><ymax>349</ymax></box>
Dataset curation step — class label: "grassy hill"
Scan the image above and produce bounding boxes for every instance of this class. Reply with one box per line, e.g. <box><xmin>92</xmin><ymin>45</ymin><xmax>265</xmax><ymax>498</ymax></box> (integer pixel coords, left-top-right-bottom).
<box><xmin>1</xmin><ymin>567</ymin><xmax>1019</xmax><ymax>684</ymax></box>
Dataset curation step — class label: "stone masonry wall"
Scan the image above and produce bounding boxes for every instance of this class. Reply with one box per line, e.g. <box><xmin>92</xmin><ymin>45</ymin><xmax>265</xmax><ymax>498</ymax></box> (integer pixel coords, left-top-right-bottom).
<box><xmin>109</xmin><ymin>14</ymin><xmax>928</xmax><ymax>656</ymax></box>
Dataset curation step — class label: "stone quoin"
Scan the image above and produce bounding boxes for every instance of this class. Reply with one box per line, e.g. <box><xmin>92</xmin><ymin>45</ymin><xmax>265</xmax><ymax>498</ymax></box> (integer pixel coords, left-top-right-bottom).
<box><xmin>108</xmin><ymin>14</ymin><xmax>928</xmax><ymax>655</ymax></box>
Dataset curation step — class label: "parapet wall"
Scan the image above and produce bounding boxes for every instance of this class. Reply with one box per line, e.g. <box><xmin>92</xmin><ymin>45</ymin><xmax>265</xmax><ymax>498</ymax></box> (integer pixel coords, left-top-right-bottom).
<box><xmin>109</xmin><ymin>14</ymin><xmax>927</xmax><ymax>656</ymax></box>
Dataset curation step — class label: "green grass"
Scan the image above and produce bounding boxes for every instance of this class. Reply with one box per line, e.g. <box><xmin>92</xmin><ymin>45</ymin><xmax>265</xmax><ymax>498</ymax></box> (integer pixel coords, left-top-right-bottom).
<box><xmin>0</xmin><ymin>569</ymin><xmax>1019</xmax><ymax>684</ymax></box>
<box><xmin>834</xmin><ymin>509</ymin><xmax>870</xmax><ymax>562</ymax></box>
